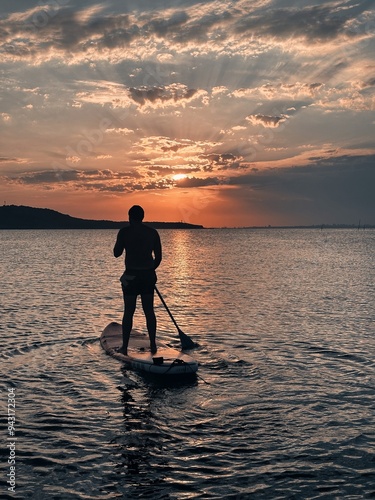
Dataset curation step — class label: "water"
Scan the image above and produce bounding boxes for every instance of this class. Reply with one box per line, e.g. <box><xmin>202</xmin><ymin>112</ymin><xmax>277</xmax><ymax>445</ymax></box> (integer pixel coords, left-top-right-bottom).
<box><xmin>1</xmin><ymin>228</ymin><xmax>374</xmax><ymax>499</ymax></box>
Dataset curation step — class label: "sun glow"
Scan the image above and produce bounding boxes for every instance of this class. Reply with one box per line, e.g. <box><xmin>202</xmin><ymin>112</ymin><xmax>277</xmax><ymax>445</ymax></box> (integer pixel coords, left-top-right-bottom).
<box><xmin>172</xmin><ymin>173</ymin><xmax>187</xmax><ymax>181</ymax></box>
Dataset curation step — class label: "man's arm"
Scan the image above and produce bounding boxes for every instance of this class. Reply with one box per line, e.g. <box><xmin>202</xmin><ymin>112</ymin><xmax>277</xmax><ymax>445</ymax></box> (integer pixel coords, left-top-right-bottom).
<box><xmin>153</xmin><ymin>232</ymin><xmax>162</xmax><ymax>269</ymax></box>
<box><xmin>113</xmin><ymin>229</ymin><xmax>124</xmax><ymax>258</ymax></box>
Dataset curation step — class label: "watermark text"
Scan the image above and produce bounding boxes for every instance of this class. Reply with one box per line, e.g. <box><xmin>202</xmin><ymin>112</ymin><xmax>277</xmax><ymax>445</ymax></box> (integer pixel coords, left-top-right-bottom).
<box><xmin>6</xmin><ymin>388</ymin><xmax>16</xmax><ymax>494</ymax></box>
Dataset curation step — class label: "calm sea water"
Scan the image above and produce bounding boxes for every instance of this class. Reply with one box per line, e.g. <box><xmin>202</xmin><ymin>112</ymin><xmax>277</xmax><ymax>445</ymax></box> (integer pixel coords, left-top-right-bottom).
<box><xmin>1</xmin><ymin>228</ymin><xmax>374</xmax><ymax>499</ymax></box>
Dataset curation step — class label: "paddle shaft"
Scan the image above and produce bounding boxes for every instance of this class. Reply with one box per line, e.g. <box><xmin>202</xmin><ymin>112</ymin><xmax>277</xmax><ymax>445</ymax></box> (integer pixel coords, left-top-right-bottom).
<box><xmin>154</xmin><ymin>286</ymin><xmax>197</xmax><ymax>349</ymax></box>
<box><xmin>154</xmin><ymin>286</ymin><xmax>181</xmax><ymax>332</ymax></box>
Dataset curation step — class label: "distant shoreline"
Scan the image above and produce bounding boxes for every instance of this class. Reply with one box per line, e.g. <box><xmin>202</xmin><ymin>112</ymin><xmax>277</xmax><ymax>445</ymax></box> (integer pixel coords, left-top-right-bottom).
<box><xmin>0</xmin><ymin>205</ymin><xmax>204</xmax><ymax>230</ymax></box>
<box><xmin>0</xmin><ymin>205</ymin><xmax>373</xmax><ymax>230</ymax></box>
<box><xmin>218</xmin><ymin>224</ymin><xmax>375</xmax><ymax>229</ymax></box>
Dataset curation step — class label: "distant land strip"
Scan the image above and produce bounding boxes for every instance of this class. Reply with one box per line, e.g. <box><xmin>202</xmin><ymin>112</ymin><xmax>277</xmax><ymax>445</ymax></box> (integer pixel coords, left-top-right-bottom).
<box><xmin>0</xmin><ymin>205</ymin><xmax>204</xmax><ymax>230</ymax></box>
<box><xmin>0</xmin><ymin>205</ymin><xmax>373</xmax><ymax>230</ymax></box>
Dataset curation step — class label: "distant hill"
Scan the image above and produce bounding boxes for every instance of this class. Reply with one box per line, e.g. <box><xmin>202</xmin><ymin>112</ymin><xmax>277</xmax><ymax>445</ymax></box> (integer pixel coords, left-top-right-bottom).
<box><xmin>0</xmin><ymin>205</ymin><xmax>204</xmax><ymax>230</ymax></box>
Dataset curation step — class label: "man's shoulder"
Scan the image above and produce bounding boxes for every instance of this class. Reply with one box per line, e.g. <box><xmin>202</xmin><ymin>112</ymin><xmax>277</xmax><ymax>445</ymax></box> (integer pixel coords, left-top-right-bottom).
<box><xmin>141</xmin><ymin>224</ymin><xmax>160</xmax><ymax>239</ymax></box>
<box><xmin>119</xmin><ymin>223</ymin><xmax>159</xmax><ymax>236</ymax></box>
<box><xmin>144</xmin><ymin>223</ymin><xmax>159</xmax><ymax>233</ymax></box>
<box><xmin>117</xmin><ymin>225</ymin><xmax>130</xmax><ymax>236</ymax></box>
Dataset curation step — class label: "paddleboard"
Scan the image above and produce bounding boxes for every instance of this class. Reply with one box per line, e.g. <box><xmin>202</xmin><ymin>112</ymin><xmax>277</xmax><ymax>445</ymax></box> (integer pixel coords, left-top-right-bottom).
<box><xmin>100</xmin><ymin>322</ymin><xmax>198</xmax><ymax>376</ymax></box>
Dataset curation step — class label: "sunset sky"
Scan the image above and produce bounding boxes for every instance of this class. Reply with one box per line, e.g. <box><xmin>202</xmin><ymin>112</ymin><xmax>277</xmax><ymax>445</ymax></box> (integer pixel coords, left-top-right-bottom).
<box><xmin>1</xmin><ymin>0</ymin><xmax>374</xmax><ymax>227</ymax></box>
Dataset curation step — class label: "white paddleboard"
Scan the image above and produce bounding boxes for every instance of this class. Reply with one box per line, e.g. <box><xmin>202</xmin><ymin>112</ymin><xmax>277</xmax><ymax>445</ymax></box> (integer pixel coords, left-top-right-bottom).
<box><xmin>100</xmin><ymin>322</ymin><xmax>198</xmax><ymax>376</ymax></box>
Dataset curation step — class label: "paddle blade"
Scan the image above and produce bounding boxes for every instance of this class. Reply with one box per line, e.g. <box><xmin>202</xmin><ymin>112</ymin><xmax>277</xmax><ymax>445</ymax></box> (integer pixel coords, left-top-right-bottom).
<box><xmin>178</xmin><ymin>328</ymin><xmax>198</xmax><ymax>350</ymax></box>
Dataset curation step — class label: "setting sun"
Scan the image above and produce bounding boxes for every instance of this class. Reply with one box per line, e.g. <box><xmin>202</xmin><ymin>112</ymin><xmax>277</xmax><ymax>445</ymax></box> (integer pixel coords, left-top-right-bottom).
<box><xmin>172</xmin><ymin>174</ymin><xmax>188</xmax><ymax>181</ymax></box>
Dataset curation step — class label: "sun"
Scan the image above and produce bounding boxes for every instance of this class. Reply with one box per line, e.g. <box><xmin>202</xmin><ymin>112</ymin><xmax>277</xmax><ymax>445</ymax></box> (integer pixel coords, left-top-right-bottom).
<box><xmin>172</xmin><ymin>173</ymin><xmax>187</xmax><ymax>181</ymax></box>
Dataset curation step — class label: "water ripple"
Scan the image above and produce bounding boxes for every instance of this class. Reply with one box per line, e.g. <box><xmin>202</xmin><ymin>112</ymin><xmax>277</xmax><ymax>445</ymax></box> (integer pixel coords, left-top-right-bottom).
<box><xmin>1</xmin><ymin>229</ymin><xmax>374</xmax><ymax>498</ymax></box>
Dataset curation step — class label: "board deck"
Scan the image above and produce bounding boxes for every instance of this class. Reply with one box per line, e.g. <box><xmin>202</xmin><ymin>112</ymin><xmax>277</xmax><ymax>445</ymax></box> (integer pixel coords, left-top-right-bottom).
<box><xmin>100</xmin><ymin>322</ymin><xmax>198</xmax><ymax>376</ymax></box>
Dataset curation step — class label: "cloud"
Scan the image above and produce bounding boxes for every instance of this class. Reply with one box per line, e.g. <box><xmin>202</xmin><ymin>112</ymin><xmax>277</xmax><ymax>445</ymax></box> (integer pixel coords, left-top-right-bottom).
<box><xmin>186</xmin><ymin>151</ymin><xmax>375</xmax><ymax>224</ymax></box>
<box><xmin>0</xmin><ymin>156</ymin><xmax>27</xmax><ymax>163</ymax></box>
<box><xmin>74</xmin><ymin>80</ymin><xmax>133</xmax><ymax>107</ymax></box>
<box><xmin>143</xmin><ymin>10</ymin><xmax>189</xmax><ymax>37</ymax></box>
<box><xmin>5</xmin><ymin>168</ymin><xmax>141</xmax><ymax>186</ymax></box>
<box><xmin>2</xmin><ymin>1</ymin><xmax>372</xmax><ymax>67</ymax></box>
<box><xmin>10</xmin><ymin>169</ymin><xmax>81</xmax><ymax>184</ymax></box>
<box><xmin>232</xmin><ymin>82</ymin><xmax>324</xmax><ymax>100</ymax></box>
<box><xmin>106</xmin><ymin>127</ymin><xmax>134</xmax><ymax>135</ymax></box>
<box><xmin>148</xmin><ymin>165</ymin><xmax>200</xmax><ymax>176</ymax></box>
<box><xmin>0</xmin><ymin>6</ymin><xmax>139</xmax><ymax>62</ymax></box>
<box><xmin>175</xmin><ymin>176</ymin><xmax>222</xmax><ymax>188</ymax></box>
<box><xmin>4</xmin><ymin>164</ymin><xmax>225</xmax><ymax>192</ymax></box>
<box><xmin>3</xmin><ymin>164</ymin><xmax>209</xmax><ymax>194</ymax></box>
<box><xmin>198</xmin><ymin>152</ymin><xmax>244</xmax><ymax>171</ymax></box>
<box><xmin>128</xmin><ymin>84</ymin><xmax>201</xmax><ymax>107</ymax></box>
<box><xmin>73</xmin><ymin>80</ymin><xmax>205</xmax><ymax>110</ymax></box>
<box><xmin>234</xmin><ymin>3</ymin><xmax>373</xmax><ymax>44</ymax></box>
<box><xmin>246</xmin><ymin>114</ymin><xmax>289</xmax><ymax>128</ymax></box>
<box><xmin>170</xmin><ymin>9</ymin><xmax>232</xmax><ymax>44</ymax></box>
<box><xmin>363</xmin><ymin>77</ymin><xmax>375</xmax><ymax>88</ymax></box>
<box><xmin>228</xmin><ymin>153</ymin><xmax>375</xmax><ymax>208</ymax></box>
<box><xmin>232</xmin><ymin>79</ymin><xmax>374</xmax><ymax>114</ymax></box>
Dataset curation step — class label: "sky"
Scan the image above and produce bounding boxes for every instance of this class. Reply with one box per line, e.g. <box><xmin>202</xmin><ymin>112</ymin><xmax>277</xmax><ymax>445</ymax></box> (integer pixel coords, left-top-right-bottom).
<box><xmin>0</xmin><ymin>0</ymin><xmax>374</xmax><ymax>227</ymax></box>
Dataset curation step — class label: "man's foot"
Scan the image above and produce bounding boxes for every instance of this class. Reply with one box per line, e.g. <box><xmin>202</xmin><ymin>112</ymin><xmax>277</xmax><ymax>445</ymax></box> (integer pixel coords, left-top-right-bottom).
<box><xmin>117</xmin><ymin>346</ymin><xmax>127</xmax><ymax>355</ymax></box>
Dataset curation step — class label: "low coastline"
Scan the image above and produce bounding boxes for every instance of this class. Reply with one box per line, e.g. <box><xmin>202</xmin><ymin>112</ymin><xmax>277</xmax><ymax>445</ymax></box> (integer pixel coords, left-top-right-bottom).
<box><xmin>0</xmin><ymin>205</ymin><xmax>204</xmax><ymax>230</ymax></box>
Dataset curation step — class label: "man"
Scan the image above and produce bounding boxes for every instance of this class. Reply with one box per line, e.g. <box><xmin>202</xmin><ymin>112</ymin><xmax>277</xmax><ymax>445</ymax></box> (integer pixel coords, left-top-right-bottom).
<box><xmin>113</xmin><ymin>205</ymin><xmax>162</xmax><ymax>355</ymax></box>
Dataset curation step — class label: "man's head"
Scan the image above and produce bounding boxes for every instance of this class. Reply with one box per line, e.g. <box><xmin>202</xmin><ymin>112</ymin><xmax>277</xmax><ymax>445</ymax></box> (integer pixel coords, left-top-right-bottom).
<box><xmin>128</xmin><ymin>205</ymin><xmax>144</xmax><ymax>223</ymax></box>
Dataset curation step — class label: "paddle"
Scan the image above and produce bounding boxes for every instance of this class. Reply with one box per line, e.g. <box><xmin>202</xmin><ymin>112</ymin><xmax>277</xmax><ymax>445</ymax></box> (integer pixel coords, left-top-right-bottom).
<box><xmin>155</xmin><ymin>285</ymin><xmax>198</xmax><ymax>350</ymax></box>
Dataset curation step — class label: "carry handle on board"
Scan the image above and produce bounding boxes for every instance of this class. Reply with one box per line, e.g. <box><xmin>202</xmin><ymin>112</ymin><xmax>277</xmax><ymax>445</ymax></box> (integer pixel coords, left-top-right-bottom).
<box><xmin>155</xmin><ymin>285</ymin><xmax>198</xmax><ymax>350</ymax></box>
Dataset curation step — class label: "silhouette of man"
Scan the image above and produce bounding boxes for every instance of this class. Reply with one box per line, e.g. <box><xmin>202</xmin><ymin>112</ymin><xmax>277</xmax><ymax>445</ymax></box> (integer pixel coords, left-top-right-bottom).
<box><xmin>113</xmin><ymin>205</ymin><xmax>162</xmax><ymax>355</ymax></box>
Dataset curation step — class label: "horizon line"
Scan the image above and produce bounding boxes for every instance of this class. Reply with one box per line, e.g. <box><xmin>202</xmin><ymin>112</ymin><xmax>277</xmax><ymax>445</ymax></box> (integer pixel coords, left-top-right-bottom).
<box><xmin>1</xmin><ymin>204</ymin><xmax>374</xmax><ymax>229</ymax></box>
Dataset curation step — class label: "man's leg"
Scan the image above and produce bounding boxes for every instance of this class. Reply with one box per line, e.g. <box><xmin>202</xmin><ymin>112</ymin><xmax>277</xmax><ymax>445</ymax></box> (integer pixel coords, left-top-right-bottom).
<box><xmin>121</xmin><ymin>294</ymin><xmax>137</xmax><ymax>355</ymax></box>
<box><xmin>141</xmin><ymin>293</ymin><xmax>157</xmax><ymax>353</ymax></box>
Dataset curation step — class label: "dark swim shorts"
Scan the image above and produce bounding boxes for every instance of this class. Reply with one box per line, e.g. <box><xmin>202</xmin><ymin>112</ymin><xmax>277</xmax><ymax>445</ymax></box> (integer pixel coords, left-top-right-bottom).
<box><xmin>120</xmin><ymin>269</ymin><xmax>157</xmax><ymax>296</ymax></box>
